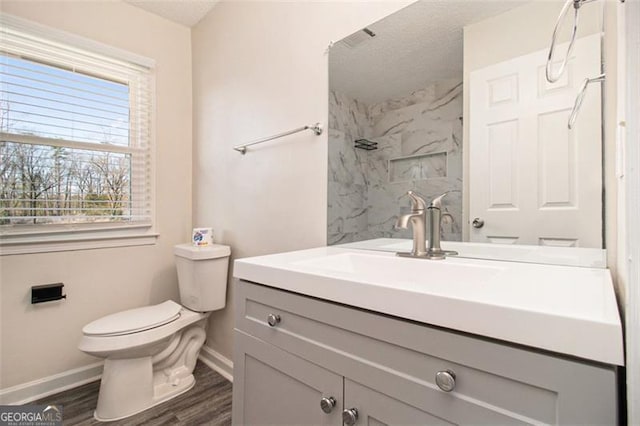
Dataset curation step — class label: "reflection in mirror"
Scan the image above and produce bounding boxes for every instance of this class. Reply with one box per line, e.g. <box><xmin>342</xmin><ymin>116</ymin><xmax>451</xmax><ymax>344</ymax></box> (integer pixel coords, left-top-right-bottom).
<box><xmin>328</xmin><ymin>0</ymin><xmax>605</xmax><ymax>254</ymax></box>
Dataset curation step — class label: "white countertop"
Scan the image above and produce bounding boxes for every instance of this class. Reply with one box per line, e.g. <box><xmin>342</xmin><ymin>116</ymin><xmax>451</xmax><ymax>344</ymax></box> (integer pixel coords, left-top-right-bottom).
<box><xmin>234</xmin><ymin>245</ymin><xmax>624</xmax><ymax>366</ymax></box>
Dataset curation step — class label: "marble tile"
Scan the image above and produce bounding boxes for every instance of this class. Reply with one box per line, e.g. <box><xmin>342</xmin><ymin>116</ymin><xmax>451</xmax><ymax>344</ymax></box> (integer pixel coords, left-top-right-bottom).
<box><xmin>328</xmin><ymin>128</ymin><xmax>366</xmax><ymax>186</ymax></box>
<box><xmin>364</xmin><ymin>134</ymin><xmax>401</xmax><ymax>188</ymax></box>
<box><xmin>368</xmin><ymin>134</ymin><xmax>402</xmax><ymax>161</ymax></box>
<box><xmin>451</xmin><ymin>115</ymin><xmax>463</xmax><ymax>154</ymax></box>
<box><xmin>368</xmin><ymin>86</ymin><xmax>436</xmax><ymax>117</ymax></box>
<box><xmin>328</xmin><ymin>80</ymin><xmax>463</xmax><ymax>245</ymax></box>
<box><xmin>370</xmin><ymin>90</ymin><xmax>461</xmax><ymax>142</ymax></box>
<box><xmin>366</xmin><ymin>184</ymin><xmax>401</xmax><ymax>224</ymax></box>
<box><xmin>329</xmin><ymin>91</ymin><xmax>372</xmax><ymax>139</ymax></box>
<box><xmin>401</xmin><ymin>126</ymin><xmax>452</xmax><ymax>157</ymax></box>
<box><xmin>447</xmin><ymin>150</ymin><xmax>463</xmax><ymax>184</ymax></box>
<box><xmin>370</xmin><ymin>105</ymin><xmax>420</xmax><ymax>138</ymax></box>
<box><xmin>389</xmin><ymin>152</ymin><xmax>447</xmax><ymax>183</ymax></box>
<box><xmin>328</xmin><ymin>180</ymin><xmax>367</xmax><ymax>234</ymax></box>
<box><xmin>328</xmin><ymin>231</ymin><xmax>358</xmax><ymax>245</ymax></box>
<box><xmin>367</xmin><ymin>185</ymin><xmax>421</xmax><ymax>240</ymax></box>
<box><xmin>434</xmin><ymin>79</ymin><xmax>464</xmax><ymax>99</ymax></box>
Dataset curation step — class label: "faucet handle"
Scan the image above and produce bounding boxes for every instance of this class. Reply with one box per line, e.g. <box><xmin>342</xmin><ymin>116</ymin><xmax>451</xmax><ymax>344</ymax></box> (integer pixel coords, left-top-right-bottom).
<box><xmin>429</xmin><ymin>192</ymin><xmax>449</xmax><ymax>209</ymax></box>
<box><xmin>403</xmin><ymin>191</ymin><xmax>427</xmax><ymax>211</ymax></box>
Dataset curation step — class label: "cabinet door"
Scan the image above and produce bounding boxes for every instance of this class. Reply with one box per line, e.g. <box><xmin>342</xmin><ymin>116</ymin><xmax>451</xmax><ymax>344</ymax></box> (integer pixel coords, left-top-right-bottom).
<box><xmin>232</xmin><ymin>330</ymin><xmax>343</xmax><ymax>426</ymax></box>
<box><xmin>344</xmin><ymin>379</ymin><xmax>453</xmax><ymax>426</ymax></box>
<box><xmin>344</xmin><ymin>377</ymin><xmax>535</xmax><ymax>426</ymax></box>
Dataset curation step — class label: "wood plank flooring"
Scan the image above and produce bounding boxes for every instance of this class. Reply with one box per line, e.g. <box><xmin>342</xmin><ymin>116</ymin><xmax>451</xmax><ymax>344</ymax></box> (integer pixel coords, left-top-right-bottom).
<box><xmin>30</xmin><ymin>362</ymin><xmax>232</xmax><ymax>426</ymax></box>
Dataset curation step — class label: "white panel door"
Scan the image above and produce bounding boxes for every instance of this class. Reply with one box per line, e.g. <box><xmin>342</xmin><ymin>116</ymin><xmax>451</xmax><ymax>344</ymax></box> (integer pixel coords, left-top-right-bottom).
<box><xmin>469</xmin><ymin>34</ymin><xmax>602</xmax><ymax>247</ymax></box>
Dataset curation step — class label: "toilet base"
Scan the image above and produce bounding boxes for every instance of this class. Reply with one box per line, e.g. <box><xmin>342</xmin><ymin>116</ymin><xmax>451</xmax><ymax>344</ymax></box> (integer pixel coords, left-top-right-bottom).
<box><xmin>94</xmin><ymin>375</ymin><xmax>195</xmax><ymax>422</ymax></box>
<box><xmin>93</xmin><ymin>322</ymin><xmax>207</xmax><ymax>422</ymax></box>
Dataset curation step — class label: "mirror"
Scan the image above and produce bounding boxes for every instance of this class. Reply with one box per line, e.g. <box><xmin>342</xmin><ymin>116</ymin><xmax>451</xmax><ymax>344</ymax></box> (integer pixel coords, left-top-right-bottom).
<box><xmin>328</xmin><ymin>0</ymin><xmax>606</xmax><ymax>259</ymax></box>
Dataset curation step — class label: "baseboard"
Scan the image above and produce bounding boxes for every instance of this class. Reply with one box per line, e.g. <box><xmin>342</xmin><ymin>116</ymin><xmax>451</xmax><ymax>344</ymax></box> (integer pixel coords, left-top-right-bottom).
<box><xmin>199</xmin><ymin>345</ymin><xmax>233</xmax><ymax>383</ymax></box>
<box><xmin>0</xmin><ymin>347</ymin><xmax>232</xmax><ymax>405</ymax></box>
<box><xmin>0</xmin><ymin>361</ymin><xmax>103</xmax><ymax>405</ymax></box>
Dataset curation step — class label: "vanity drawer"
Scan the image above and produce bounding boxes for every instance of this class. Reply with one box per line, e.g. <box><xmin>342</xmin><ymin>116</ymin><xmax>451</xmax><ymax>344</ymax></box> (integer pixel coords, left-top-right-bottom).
<box><xmin>235</xmin><ymin>279</ymin><xmax>618</xmax><ymax>424</ymax></box>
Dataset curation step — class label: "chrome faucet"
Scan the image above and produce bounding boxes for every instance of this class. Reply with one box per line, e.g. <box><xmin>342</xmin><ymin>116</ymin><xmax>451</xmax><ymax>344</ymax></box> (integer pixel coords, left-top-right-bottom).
<box><xmin>395</xmin><ymin>191</ymin><xmax>428</xmax><ymax>257</ymax></box>
<box><xmin>396</xmin><ymin>191</ymin><xmax>458</xmax><ymax>260</ymax></box>
<box><xmin>425</xmin><ymin>193</ymin><xmax>458</xmax><ymax>259</ymax></box>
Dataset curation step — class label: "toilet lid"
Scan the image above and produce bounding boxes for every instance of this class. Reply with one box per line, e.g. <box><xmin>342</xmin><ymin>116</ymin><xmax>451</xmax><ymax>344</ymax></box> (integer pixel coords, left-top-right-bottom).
<box><xmin>83</xmin><ymin>300</ymin><xmax>182</xmax><ymax>336</ymax></box>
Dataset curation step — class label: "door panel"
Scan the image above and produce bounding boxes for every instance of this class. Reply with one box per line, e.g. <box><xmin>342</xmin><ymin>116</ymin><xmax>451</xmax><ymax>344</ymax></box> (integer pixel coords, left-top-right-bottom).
<box><xmin>469</xmin><ymin>34</ymin><xmax>602</xmax><ymax>247</ymax></box>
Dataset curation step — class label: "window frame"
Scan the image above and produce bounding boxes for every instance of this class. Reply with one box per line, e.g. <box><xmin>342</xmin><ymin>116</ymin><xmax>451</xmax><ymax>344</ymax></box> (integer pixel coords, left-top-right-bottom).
<box><xmin>0</xmin><ymin>14</ymin><xmax>157</xmax><ymax>255</ymax></box>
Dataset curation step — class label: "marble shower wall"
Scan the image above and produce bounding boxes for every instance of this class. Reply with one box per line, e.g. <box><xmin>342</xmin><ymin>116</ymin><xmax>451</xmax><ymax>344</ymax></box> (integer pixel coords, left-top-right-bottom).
<box><xmin>328</xmin><ymin>80</ymin><xmax>463</xmax><ymax>245</ymax></box>
<box><xmin>328</xmin><ymin>91</ymin><xmax>371</xmax><ymax>245</ymax></box>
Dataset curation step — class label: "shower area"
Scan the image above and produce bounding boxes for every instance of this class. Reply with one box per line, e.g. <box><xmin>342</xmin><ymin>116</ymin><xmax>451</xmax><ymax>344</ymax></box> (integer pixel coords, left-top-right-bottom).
<box><xmin>327</xmin><ymin>80</ymin><xmax>463</xmax><ymax>245</ymax></box>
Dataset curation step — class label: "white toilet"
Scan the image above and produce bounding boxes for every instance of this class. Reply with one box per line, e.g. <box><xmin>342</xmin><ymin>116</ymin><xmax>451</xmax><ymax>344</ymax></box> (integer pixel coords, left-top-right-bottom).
<box><xmin>78</xmin><ymin>243</ymin><xmax>231</xmax><ymax>421</ymax></box>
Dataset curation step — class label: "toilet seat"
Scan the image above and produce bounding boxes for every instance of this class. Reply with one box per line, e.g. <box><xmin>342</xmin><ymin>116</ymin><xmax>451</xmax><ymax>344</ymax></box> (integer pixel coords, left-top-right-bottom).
<box><xmin>83</xmin><ymin>300</ymin><xmax>182</xmax><ymax>337</ymax></box>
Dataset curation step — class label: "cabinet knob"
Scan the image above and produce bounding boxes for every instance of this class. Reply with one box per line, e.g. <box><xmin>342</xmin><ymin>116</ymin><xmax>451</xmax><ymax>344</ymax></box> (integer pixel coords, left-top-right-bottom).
<box><xmin>267</xmin><ymin>314</ymin><xmax>281</xmax><ymax>327</ymax></box>
<box><xmin>435</xmin><ymin>369</ymin><xmax>456</xmax><ymax>392</ymax></box>
<box><xmin>342</xmin><ymin>408</ymin><xmax>358</xmax><ymax>425</ymax></box>
<box><xmin>320</xmin><ymin>396</ymin><xmax>336</xmax><ymax>413</ymax></box>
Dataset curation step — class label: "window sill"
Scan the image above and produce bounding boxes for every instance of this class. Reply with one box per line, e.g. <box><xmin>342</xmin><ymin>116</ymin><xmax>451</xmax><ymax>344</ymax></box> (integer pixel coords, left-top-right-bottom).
<box><xmin>0</xmin><ymin>226</ymin><xmax>159</xmax><ymax>255</ymax></box>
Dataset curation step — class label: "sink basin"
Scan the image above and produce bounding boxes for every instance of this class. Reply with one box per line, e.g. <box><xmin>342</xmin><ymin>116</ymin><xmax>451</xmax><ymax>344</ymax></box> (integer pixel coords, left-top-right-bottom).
<box><xmin>234</xmin><ymin>245</ymin><xmax>623</xmax><ymax>366</ymax></box>
<box><xmin>293</xmin><ymin>252</ymin><xmax>503</xmax><ymax>295</ymax></box>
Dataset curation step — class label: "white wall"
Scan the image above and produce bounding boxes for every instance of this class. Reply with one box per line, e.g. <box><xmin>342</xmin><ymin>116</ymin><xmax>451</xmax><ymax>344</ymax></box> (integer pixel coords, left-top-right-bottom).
<box><xmin>191</xmin><ymin>0</ymin><xmax>410</xmax><ymax>362</ymax></box>
<box><xmin>622</xmin><ymin>1</ymin><xmax>640</xmax><ymax>422</ymax></box>
<box><xmin>604</xmin><ymin>0</ymin><xmax>626</xmax><ymax>312</ymax></box>
<box><xmin>0</xmin><ymin>1</ymin><xmax>193</xmax><ymax>390</ymax></box>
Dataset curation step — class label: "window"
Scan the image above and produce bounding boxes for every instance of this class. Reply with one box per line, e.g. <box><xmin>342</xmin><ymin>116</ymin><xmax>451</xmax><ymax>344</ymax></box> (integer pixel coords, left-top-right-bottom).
<box><xmin>0</xmin><ymin>16</ymin><xmax>155</xmax><ymax>253</ymax></box>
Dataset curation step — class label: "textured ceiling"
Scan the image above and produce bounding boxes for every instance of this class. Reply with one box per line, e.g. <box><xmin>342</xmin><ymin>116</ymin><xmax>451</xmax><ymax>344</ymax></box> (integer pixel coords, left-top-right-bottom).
<box><xmin>124</xmin><ymin>0</ymin><xmax>218</xmax><ymax>27</ymax></box>
<box><xmin>329</xmin><ymin>0</ymin><xmax>525</xmax><ymax>104</ymax></box>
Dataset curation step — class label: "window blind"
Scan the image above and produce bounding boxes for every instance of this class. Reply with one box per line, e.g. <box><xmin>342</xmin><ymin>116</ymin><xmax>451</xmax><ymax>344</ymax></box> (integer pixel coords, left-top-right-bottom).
<box><xmin>0</xmin><ymin>18</ymin><xmax>153</xmax><ymax>229</ymax></box>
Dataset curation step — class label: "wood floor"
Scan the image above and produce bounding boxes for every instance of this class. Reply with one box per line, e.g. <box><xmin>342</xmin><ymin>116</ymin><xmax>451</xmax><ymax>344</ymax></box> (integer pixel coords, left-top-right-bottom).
<box><xmin>31</xmin><ymin>362</ymin><xmax>232</xmax><ymax>426</ymax></box>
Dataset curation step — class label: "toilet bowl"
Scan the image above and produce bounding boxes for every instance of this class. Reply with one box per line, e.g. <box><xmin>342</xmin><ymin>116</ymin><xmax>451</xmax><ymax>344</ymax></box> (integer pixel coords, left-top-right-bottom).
<box><xmin>78</xmin><ymin>243</ymin><xmax>230</xmax><ymax>422</ymax></box>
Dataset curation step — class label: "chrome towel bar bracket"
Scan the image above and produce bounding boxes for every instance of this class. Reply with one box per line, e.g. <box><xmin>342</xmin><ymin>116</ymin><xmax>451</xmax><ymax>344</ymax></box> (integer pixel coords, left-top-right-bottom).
<box><xmin>568</xmin><ymin>73</ymin><xmax>605</xmax><ymax>129</ymax></box>
<box><xmin>545</xmin><ymin>0</ymin><xmax>599</xmax><ymax>84</ymax></box>
<box><xmin>233</xmin><ymin>123</ymin><xmax>323</xmax><ymax>155</ymax></box>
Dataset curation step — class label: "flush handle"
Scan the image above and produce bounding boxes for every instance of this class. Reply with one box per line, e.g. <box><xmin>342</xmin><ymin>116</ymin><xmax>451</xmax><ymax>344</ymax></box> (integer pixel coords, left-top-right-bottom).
<box><xmin>267</xmin><ymin>313</ymin><xmax>281</xmax><ymax>327</ymax></box>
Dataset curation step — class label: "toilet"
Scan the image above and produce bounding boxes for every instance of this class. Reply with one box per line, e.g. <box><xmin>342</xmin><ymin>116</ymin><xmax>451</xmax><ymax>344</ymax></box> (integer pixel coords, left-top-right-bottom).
<box><xmin>78</xmin><ymin>243</ymin><xmax>231</xmax><ymax>422</ymax></box>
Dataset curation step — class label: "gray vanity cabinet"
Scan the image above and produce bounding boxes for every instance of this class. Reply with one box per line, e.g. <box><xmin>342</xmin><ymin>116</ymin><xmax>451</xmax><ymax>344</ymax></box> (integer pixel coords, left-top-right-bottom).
<box><xmin>232</xmin><ymin>279</ymin><xmax>619</xmax><ymax>425</ymax></box>
<box><xmin>233</xmin><ymin>330</ymin><xmax>343</xmax><ymax>425</ymax></box>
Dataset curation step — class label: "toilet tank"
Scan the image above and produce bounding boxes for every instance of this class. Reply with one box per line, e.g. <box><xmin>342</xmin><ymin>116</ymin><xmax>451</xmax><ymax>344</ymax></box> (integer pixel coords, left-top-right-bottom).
<box><xmin>173</xmin><ymin>243</ymin><xmax>231</xmax><ymax>312</ymax></box>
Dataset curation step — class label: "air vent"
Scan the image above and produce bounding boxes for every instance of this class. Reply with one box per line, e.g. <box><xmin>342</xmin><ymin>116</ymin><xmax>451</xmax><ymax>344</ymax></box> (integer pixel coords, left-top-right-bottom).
<box><xmin>340</xmin><ymin>28</ymin><xmax>376</xmax><ymax>49</ymax></box>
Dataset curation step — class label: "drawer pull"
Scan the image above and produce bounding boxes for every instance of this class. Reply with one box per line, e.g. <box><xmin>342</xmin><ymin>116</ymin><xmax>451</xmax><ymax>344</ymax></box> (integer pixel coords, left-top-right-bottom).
<box><xmin>435</xmin><ymin>369</ymin><xmax>456</xmax><ymax>392</ymax></box>
<box><xmin>267</xmin><ymin>313</ymin><xmax>281</xmax><ymax>327</ymax></box>
<box><xmin>342</xmin><ymin>408</ymin><xmax>358</xmax><ymax>425</ymax></box>
<box><xmin>320</xmin><ymin>396</ymin><xmax>336</xmax><ymax>413</ymax></box>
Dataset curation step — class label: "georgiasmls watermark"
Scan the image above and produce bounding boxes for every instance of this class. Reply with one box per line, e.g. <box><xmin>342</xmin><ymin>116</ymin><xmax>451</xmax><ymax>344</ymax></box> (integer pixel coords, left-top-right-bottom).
<box><xmin>0</xmin><ymin>405</ymin><xmax>62</xmax><ymax>426</ymax></box>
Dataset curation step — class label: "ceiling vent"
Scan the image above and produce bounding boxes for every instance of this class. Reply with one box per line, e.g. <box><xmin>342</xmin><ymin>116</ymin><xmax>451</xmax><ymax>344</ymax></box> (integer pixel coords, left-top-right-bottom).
<box><xmin>340</xmin><ymin>28</ymin><xmax>376</xmax><ymax>49</ymax></box>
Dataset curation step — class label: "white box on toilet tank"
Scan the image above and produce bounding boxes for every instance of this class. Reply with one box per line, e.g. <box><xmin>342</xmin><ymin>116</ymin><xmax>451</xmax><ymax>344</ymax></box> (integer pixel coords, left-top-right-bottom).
<box><xmin>174</xmin><ymin>243</ymin><xmax>231</xmax><ymax>312</ymax></box>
